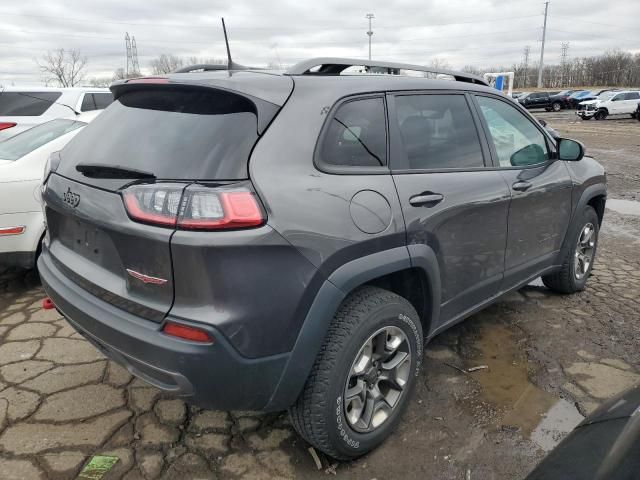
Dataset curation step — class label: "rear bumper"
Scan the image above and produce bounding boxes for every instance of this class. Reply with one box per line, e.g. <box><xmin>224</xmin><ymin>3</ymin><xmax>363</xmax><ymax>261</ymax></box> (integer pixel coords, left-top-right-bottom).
<box><xmin>38</xmin><ymin>247</ymin><xmax>291</xmax><ymax>411</ymax></box>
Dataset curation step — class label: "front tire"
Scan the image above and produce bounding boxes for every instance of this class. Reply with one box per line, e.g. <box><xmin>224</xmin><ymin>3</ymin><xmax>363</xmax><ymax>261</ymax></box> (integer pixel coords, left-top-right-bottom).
<box><xmin>552</xmin><ymin>102</ymin><xmax>562</xmax><ymax>112</ymax></box>
<box><xmin>289</xmin><ymin>286</ymin><xmax>423</xmax><ymax>460</ymax></box>
<box><xmin>594</xmin><ymin>110</ymin><xmax>607</xmax><ymax>121</ymax></box>
<box><xmin>542</xmin><ymin>206</ymin><xmax>599</xmax><ymax>294</ymax></box>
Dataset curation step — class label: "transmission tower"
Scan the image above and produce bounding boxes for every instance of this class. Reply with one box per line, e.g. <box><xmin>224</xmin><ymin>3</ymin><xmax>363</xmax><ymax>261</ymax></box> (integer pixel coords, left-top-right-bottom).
<box><xmin>560</xmin><ymin>42</ymin><xmax>569</xmax><ymax>87</ymax></box>
<box><xmin>125</xmin><ymin>32</ymin><xmax>140</xmax><ymax>77</ymax></box>
<box><xmin>131</xmin><ymin>36</ymin><xmax>140</xmax><ymax>75</ymax></box>
<box><xmin>521</xmin><ymin>46</ymin><xmax>531</xmax><ymax>88</ymax></box>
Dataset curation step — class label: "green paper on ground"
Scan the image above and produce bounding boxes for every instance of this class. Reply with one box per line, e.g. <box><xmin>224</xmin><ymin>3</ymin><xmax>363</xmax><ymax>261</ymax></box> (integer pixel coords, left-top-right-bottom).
<box><xmin>77</xmin><ymin>455</ymin><xmax>120</xmax><ymax>480</ymax></box>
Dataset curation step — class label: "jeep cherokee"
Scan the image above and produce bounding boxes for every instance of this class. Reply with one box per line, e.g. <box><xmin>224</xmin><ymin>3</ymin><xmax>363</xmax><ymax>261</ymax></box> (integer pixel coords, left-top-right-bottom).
<box><xmin>38</xmin><ymin>58</ymin><xmax>607</xmax><ymax>460</ymax></box>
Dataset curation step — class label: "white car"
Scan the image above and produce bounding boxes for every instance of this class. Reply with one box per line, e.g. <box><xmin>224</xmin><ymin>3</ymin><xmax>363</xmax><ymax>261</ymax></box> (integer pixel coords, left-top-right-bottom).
<box><xmin>577</xmin><ymin>90</ymin><xmax>640</xmax><ymax>120</ymax></box>
<box><xmin>0</xmin><ymin>111</ymin><xmax>101</xmax><ymax>268</ymax></box>
<box><xmin>0</xmin><ymin>86</ymin><xmax>113</xmax><ymax>140</ymax></box>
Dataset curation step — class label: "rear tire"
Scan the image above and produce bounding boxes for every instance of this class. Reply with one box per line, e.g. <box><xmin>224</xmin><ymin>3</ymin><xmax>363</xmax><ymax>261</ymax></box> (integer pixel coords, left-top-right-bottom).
<box><xmin>542</xmin><ymin>206</ymin><xmax>599</xmax><ymax>294</ymax></box>
<box><xmin>289</xmin><ymin>286</ymin><xmax>423</xmax><ymax>460</ymax></box>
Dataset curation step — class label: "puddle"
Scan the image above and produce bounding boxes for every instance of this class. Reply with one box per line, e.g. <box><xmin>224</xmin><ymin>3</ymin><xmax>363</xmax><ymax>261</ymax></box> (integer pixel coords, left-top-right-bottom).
<box><xmin>472</xmin><ymin>324</ymin><xmax>583</xmax><ymax>451</ymax></box>
<box><xmin>606</xmin><ymin>199</ymin><xmax>640</xmax><ymax>216</ymax></box>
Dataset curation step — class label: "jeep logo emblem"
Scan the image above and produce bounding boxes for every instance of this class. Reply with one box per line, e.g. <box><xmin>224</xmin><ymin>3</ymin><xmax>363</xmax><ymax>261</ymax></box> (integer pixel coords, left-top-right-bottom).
<box><xmin>62</xmin><ymin>187</ymin><xmax>81</xmax><ymax>208</ymax></box>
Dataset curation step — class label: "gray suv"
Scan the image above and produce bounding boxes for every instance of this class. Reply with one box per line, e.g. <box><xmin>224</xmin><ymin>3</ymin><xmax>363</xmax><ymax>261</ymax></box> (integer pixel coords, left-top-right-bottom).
<box><xmin>38</xmin><ymin>58</ymin><xmax>606</xmax><ymax>460</ymax></box>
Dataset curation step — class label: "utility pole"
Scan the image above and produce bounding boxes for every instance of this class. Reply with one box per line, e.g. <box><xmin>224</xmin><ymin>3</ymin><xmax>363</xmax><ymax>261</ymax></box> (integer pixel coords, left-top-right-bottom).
<box><xmin>522</xmin><ymin>45</ymin><xmax>531</xmax><ymax>88</ymax></box>
<box><xmin>125</xmin><ymin>32</ymin><xmax>132</xmax><ymax>77</ymax></box>
<box><xmin>560</xmin><ymin>42</ymin><xmax>569</xmax><ymax>87</ymax></box>
<box><xmin>366</xmin><ymin>13</ymin><xmax>374</xmax><ymax>60</ymax></box>
<box><xmin>537</xmin><ymin>1</ymin><xmax>549</xmax><ymax>88</ymax></box>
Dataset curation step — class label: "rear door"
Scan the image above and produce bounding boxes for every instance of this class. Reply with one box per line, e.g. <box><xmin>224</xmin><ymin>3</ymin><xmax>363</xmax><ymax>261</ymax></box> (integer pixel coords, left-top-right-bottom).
<box><xmin>43</xmin><ymin>84</ymin><xmax>279</xmax><ymax>322</ymax></box>
<box><xmin>472</xmin><ymin>94</ymin><xmax>572</xmax><ymax>286</ymax></box>
<box><xmin>389</xmin><ymin>91</ymin><xmax>510</xmax><ymax>325</ymax></box>
<box><xmin>622</xmin><ymin>92</ymin><xmax>640</xmax><ymax>113</ymax></box>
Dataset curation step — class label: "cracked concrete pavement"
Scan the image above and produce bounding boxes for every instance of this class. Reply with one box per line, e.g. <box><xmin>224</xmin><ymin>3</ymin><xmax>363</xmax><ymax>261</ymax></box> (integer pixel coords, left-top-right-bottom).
<box><xmin>0</xmin><ymin>110</ymin><xmax>638</xmax><ymax>479</ymax></box>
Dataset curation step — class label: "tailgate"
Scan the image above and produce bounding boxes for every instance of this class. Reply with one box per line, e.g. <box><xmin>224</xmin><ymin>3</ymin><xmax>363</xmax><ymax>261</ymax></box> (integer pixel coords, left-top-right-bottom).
<box><xmin>43</xmin><ymin>174</ymin><xmax>176</xmax><ymax>321</ymax></box>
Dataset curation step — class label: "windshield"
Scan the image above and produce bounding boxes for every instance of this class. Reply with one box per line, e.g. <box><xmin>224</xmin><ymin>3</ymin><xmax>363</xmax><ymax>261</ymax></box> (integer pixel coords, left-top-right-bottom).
<box><xmin>598</xmin><ymin>92</ymin><xmax>616</xmax><ymax>101</ymax></box>
<box><xmin>0</xmin><ymin>118</ymin><xmax>85</xmax><ymax>161</ymax></box>
<box><xmin>0</xmin><ymin>92</ymin><xmax>62</xmax><ymax>116</ymax></box>
<box><xmin>57</xmin><ymin>87</ymin><xmax>261</xmax><ymax>185</ymax></box>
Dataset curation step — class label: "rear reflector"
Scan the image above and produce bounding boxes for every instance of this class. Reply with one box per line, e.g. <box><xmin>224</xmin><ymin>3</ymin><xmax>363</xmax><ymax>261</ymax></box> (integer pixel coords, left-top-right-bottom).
<box><xmin>0</xmin><ymin>122</ymin><xmax>16</xmax><ymax>132</ymax></box>
<box><xmin>162</xmin><ymin>322</ymin><xmax>213</xmax><ymax>343</ymax></box>
<box><xmin>122</xmin><ymin>183</ymin><xmax>265</xmax><ymax>231</ymax></box>
<box><xmin>0</xmin><ymin>226</ymin><xmax>25</xmax><ymax>236</ymax></box>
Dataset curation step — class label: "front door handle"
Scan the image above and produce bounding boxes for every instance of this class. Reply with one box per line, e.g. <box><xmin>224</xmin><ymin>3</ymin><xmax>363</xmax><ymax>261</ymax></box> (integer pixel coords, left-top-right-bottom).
<box><xmin>409</xmin><ymin>193</ymin><xmax>444</xmax><ymax>207</ymax></box>
<box><xmin>512</xmin><ymin>181</ymin><xmax>532</xmax><ymax>192</ymax></box>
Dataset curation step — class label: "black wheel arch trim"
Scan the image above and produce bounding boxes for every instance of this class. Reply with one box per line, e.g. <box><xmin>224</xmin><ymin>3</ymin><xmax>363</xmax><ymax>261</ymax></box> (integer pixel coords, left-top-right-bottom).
<box><xmin>557</xmin><ymin>183</ymin><xmax>606</xmax><ymax>263</ymax></box>
<box><xmin>265</xmin><ymin>245</ymin><xmax>441</xmax><ymax>411</ymax></box>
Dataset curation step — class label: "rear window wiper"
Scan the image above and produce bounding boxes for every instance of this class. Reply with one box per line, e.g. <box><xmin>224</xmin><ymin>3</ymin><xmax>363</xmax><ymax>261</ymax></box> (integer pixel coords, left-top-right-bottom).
<box><xmin>75</xmin><ymin>163</ymin><xmax>156</xmax><ymax>179</ymax></box>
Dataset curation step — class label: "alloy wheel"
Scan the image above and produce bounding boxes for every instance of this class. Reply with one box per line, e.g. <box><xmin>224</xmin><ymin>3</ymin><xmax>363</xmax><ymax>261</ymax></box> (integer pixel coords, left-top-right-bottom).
<box><xmin>574</xmin><ymin>223</ymin><xmax>596</xmax><ymax>280</ymax></box>
<box><xmin>343</xmin><ymin>326</ymin><xmax>412</xmax><ymax>433</ymax></box>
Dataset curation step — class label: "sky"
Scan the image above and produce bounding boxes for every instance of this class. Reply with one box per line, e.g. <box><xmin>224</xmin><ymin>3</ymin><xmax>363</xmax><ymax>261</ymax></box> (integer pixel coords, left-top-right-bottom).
<box><xmin>0</xmin><ymin>0</ymin><xmax>638</xmax><ymax>85</ymax></box>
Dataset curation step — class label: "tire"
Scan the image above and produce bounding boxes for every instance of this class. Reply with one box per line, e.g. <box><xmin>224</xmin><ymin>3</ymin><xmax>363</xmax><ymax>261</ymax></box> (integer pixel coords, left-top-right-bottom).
<box><xmin>542</xmin><ymin>206</ymin><xmax>599</xmax><ymax>294</ymax></box>
<box><xmin>289</xmin><ymin>286</ymin><xmax>423</xmax><ymax>460</ymax></box>
<box><xmin>594</xmin><ymin>110</ymin><xmax>607</xmax><ymax>121</ymax></box>
<box><xmin>552</xmin><ymin>102</ymin><xmax>562</xmax><ymax>112</ymax></box>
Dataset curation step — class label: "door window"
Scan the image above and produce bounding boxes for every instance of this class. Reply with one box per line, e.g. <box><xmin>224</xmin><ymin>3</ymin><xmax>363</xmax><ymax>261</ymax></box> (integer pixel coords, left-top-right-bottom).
<box><xmin>318</xmin><ymin>97</ymin><xmax>387</xmax><ymax>168</ymax></box>
<box><xmin>394</xmin><ymin>94</ymin><xmax>484</xmax><ymax>170</ymax></box>
<box><xmin>476</xmin><ymin>96</ymin><xmax>550</xmax><ymax>168</ymax></box>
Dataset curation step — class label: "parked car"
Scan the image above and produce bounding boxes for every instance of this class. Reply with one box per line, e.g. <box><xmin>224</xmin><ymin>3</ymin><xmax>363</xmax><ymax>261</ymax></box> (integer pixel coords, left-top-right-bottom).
<box><xmin>577</xmin><ymin>91</ymin><xmax>640</xmax><ymax>120</ymax></box>
<box><xmin>0</xmin><ymin>86</ymin><xmax>113</xmax><ymax>141</ymax></box>
<box><xmin>518</xmin><ymin>91</ymin><xmax>551</xmax><ymax>109</ymax></box>
<box><xmin>544</xmin><ymin>90</ymin><xmax>578</xmax><ymax>111</ymax></box>
<box><xmin>567</xmin><ymin>90</ymin><xmax>592</xmax><ymax>108</ymax></box>
<box><xmin>527</xmin><ymin>384</ymin><xmax>640</xmax><ymax>479</ymax></box>
<box><xmin>633</xmin><ymin>101</ymin><xmax>640</xmax><ymax>121</ymax></box>
<box><xmin>512</xmin><ymin>91</ymin><xmax>526</xmax><ymax>99</ymax></box>
<box><xmin>38</xmin><ymin>58</ymin><xmax>606</xmax><ymax>460</ymax></box>
<box><xmin>0</xmin><ymin>111</ymin><xmax>101</xmax><ymax>268</ymax></box>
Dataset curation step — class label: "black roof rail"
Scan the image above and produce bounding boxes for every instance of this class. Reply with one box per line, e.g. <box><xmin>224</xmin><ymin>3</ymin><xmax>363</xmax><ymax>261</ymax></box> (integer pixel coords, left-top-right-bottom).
<box><xmin>286</xmin><ymin>57</ymin><xmax>489</xmax><ymax>86</ymax></box>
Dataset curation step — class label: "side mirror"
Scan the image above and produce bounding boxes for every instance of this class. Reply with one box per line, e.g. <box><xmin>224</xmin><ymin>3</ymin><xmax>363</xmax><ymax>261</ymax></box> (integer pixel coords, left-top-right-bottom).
<box><xmin>558</xmin><ymin>138</ymin><xmax>584</xmax><ymax>161</ymax></box>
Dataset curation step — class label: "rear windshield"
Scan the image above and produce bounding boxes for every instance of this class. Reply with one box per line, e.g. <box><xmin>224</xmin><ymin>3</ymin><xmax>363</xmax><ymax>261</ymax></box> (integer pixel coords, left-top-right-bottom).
<box><xmin>0</xmin><ymin>92</ymin><xmax>62</xmax><ymax>116</ymax></box>
<box><xmin>0</xmin><ymin>119</ymin><xmax>85</xmax><ymax>161</ymax></box>
<box><xmin>58</xmin><ymin>87</ymin><xmax>259</xmax><ymax>181</ymax></box>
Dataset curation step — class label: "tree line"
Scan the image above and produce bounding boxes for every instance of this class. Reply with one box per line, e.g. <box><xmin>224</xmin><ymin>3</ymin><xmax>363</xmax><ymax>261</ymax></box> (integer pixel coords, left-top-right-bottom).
<box><xmin>35</xmin><ymin>48</ymin><xmax>640</xmax><ymax>89</ymax></box>
<box><xmin>463</xmin><ymin>50</ymin><xmax>640</xmax><ymax>89</ymax></box>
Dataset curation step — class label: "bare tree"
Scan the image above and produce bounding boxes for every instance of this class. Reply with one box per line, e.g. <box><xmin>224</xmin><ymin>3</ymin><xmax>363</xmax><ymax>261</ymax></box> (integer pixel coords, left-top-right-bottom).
<box><xmin>36</xmin><ymin>49</ymin><xmax>88</xmax><ymax>87</ymax></box>
<box><xmin>87</xmin><ymin>77</ymin><xmax>111</xmax><ymax>87</ymax></box>
<box><xmin>149</xmin><ymin>54</ymin><xmax>184</xmax><ymax>75</ymax></box>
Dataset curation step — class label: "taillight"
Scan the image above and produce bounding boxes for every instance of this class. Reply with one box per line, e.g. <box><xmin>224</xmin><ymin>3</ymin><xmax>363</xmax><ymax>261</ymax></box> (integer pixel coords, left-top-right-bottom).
<box><xmin>122</xmin><ymin>183</ymin><xmax>265</xmax><ymax>230</ymax></box>
<box><xmin>162</xmin><ymin>321</ymin><xmax>213</xmax><ymax>343</ymax></box>
<box><xmin>0</xmin><ymin>122</ymin><xmax>16</xmax><ymax>132</ymax></box>
<box><xmin>122</xmin><ymin>183</ymin><xmax>183</xmax><ymax>227</ymax></box>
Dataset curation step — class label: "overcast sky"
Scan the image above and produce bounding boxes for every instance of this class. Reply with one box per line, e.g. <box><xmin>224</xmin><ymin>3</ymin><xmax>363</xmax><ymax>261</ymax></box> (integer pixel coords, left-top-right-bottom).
<box><xmin>1</xmin><ymin>0</ymin><xmax>638</xmax><ymax>85</ymax></box>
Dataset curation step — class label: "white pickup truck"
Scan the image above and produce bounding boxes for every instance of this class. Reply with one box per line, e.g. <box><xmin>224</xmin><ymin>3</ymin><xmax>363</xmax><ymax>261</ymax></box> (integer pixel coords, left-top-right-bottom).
<box><xmin>577</xmin><ymin>90</ymin><xmax>640</xmax><ymax>120</ymax></box>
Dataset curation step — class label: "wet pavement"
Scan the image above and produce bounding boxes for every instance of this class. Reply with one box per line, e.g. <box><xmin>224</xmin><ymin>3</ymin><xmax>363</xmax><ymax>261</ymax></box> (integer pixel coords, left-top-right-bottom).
<box><xmin>0</xmin><ymin>110</ymin><xmax>639</xmax><ymax>479</ymax></box>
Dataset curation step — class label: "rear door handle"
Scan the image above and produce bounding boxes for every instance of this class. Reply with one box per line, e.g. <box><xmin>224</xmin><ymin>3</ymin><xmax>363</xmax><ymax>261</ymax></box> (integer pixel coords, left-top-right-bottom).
<box><xmin>409</xmin><ymin>193</ymin><xmax>444</xmax><ymax>207</ymax></box>
<box><xmin>512</xmin><ymin>181</ymin><xmax>532</xmax><ymax>192</ymax></box>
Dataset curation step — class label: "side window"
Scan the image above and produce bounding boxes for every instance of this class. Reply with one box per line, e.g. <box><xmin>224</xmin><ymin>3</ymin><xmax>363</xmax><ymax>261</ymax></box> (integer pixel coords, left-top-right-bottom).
<box><xmin>318</xmin><ymin>97</ymin><xmax>386</xmax><ymax>167</ymax></box>
<box><xmin>80</xmin><ymin>94</ymin><xmax>96</xmax><ymax>112</ymax></box>
<box><xmin>624</xmin><ymin>92</ymin><xmax>639</xmax><ymax>100</ymax></box>
<box><xmin>611</xmin><ymin>94</ymin><xmax>623</xmax><ymax>102</ymax></box>
<box><xmin>476</xmin><ymin>96</ymin><xmax>550</xmax><ymax>168</ymax></box>
<box><xmin>394</xmin><ymin>94</ymin><xmax>484</xmax><ymax>170</ymax></box>
<box><xmin>93</xmin><ymin>92</ymin><xmax>114</xmax><ymax>109</ymax></box>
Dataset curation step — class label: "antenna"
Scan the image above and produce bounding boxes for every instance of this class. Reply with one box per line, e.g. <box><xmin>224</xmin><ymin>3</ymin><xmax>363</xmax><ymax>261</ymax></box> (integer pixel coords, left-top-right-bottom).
<box><xmin>222</xmin><ymin>18</ymin><xmax>233</xmax><ymax>70</ymax></box>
